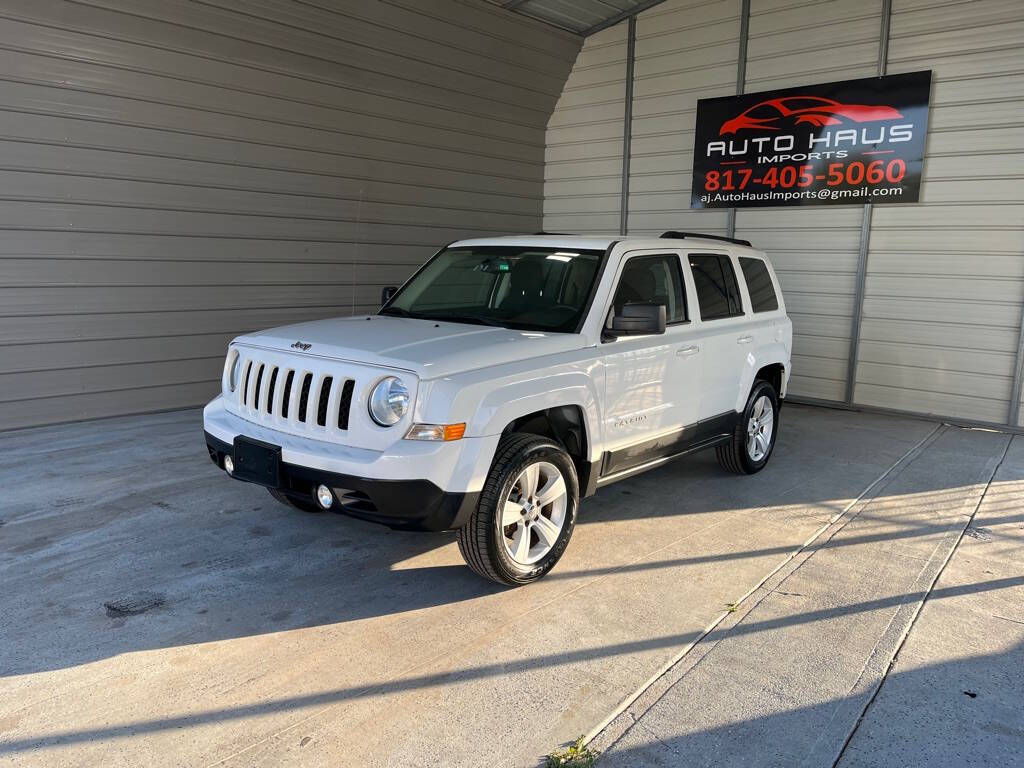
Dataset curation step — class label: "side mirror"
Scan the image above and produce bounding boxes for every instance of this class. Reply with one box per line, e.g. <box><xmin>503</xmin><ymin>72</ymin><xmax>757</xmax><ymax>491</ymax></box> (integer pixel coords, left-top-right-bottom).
<box><xmin>606</xmin><ymin>303</ymin><xmax>666</xmax><ymax>339</ymax></box>
<box><xmin>381</xmin><ymin>286</ymin><xmax>399</xmax><ymax>305</ymax></box>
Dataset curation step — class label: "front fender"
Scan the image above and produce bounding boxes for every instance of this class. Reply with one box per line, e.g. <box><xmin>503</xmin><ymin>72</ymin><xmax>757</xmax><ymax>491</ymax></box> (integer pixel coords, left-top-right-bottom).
<box><xmin>415</xmin><ymin>362</ymin><xmax>604</xmax><ymax>479</ymax></box>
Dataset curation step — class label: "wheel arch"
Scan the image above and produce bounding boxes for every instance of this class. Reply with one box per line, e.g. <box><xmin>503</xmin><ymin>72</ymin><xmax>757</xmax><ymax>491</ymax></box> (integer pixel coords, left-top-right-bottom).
<box><xmin>499</xmin><ymin>404</ymin><xmax>594</xmax><ymax>497</ymax></box>
<box><xmin>734</xmin><ymin>345</ymin><xmax>789</xmax><ymax>412</ymax></box>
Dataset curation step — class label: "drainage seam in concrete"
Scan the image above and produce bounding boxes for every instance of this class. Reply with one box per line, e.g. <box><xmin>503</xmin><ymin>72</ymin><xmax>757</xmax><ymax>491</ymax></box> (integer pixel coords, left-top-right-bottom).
<box><xmin>580</xmin><ymin>423</ymin><xmax>946</xmax><ymax>749</ymax></box>
<box><xmin>828</xmin><ymin>431</ymin><xmax>1013</xmax><ymax>767</ymax></box>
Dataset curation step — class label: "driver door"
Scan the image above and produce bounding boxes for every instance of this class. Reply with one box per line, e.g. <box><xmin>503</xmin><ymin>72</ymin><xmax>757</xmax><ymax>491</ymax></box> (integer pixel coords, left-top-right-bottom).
<box><xmin>600</xmin><ymin>250</ymin><xmax>703</xmax><ymax>478</ymax></box>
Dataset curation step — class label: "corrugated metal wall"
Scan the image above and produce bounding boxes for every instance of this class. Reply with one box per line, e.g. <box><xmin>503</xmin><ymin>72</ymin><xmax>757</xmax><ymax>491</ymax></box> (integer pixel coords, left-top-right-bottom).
<box><xmin>735</xmin><ymin>0</ymin><xmax>883</xmax><ymax>404</ymax></box>
<box><xmin>627</xmin><ymin>0</ymin><xmax>740</xmax><ymax>238</ymax></box>
<box><xmin>0</xmin><ymin>0</ymin><xmax>580</xmax><ymax>430</ymax></box>
<box><xmin>542</xmin><ymin>0</ymin><xmax>1024</xmax><ymax>427</ymax></box>
<box><xmin>856</xmin><ymin>0</ymin><xmax>1024</xmax><ymax>425</ymax></box>
<box><xmin>544</xmin><ymin>22</ymin><xmax>627</xmax><ymax>234</ymax></box>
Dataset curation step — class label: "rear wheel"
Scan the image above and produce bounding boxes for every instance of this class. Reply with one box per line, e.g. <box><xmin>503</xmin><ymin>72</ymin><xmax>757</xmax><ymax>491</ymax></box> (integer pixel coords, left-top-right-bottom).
<box><xmin>457</xmin><ymin>433</ymin><xmax>578</xmax><ymax>585</ymax></box>
<box><xmin>267</xmin><ymin>487</ymin><xmax>324</xmax><ymax>513</ymax></box>
<box><xmin>716</xmin><ymin>380</ymin><xmax>779</xmax><ymax>474</ymax></box>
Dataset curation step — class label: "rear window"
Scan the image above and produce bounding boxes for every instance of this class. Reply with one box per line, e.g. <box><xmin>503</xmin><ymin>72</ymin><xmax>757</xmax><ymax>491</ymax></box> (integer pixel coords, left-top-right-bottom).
<box><xmin>739</xmin><ymin>257</ymin><xmax>779</xmax><ymax>313</ymax></box>
<box><xmin>689</xmin><ymin>254</ymin><xmax>743</xmax><ymax>320</ymax></box>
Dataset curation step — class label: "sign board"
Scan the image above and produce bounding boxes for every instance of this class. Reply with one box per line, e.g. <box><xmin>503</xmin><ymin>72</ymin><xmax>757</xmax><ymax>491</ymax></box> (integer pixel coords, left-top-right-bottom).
<box><xmin>691</xmin><ymin>71</ymin><xmax>932</xmax><ymax>208</ymax></box>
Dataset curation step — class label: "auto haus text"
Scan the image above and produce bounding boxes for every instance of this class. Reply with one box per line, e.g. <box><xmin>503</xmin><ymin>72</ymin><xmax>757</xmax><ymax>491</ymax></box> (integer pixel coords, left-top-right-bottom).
<box><xmin>705</xmin><ymin>124</ymin><xmax>915</xmax><ymax>164</ymax></box>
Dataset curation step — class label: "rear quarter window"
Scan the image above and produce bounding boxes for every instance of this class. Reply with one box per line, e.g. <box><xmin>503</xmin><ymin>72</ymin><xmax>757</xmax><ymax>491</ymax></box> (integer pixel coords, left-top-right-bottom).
<box><xmin>739</xmin><ymin>257</ymin><xmax>779</xmax><ymax>313</ymax></box>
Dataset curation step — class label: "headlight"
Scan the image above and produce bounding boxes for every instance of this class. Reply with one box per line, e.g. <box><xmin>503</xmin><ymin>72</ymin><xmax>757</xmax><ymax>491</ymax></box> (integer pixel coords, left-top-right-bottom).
<box><xmin>368</xmin><ymin>376</ymin><xmax>409</xmax><ymax>426</ymax></box>
<box><xmin>225</xmin><ymin>349</ymin><xmax>241</xmax><ymax>392</ymax></box>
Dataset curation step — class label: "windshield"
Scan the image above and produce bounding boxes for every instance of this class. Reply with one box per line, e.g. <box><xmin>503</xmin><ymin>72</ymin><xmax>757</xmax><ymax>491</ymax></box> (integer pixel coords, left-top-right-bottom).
<box><xmin>381</xmin><ymin>246</ymin><xmax>604</xmax><ymax>332</ymax></box>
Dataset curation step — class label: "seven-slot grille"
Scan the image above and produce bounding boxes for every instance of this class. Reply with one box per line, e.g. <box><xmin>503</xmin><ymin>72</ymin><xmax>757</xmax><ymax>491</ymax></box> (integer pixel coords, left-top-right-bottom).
<box><xmin>235</xmin><ymin>356</ymin><xmax>356</xmax><ymax>432</ymax></box>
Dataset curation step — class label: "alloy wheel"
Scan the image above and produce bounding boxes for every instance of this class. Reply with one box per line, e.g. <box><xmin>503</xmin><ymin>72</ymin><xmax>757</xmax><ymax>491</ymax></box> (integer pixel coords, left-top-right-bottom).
<box><xmin>500</xmin><ymin>461</ymin><xmax>568</xmax><ymax>565</ymax></box>
<box><xmin>746</xmin><ymin>394</ymin><xmax>774</xmax><ymax>462</ymax></box>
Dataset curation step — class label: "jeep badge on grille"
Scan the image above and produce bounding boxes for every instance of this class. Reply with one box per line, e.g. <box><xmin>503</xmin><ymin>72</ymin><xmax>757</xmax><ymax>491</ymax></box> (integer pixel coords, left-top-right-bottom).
<box><xmin>291</xmin><ymin>341</ymin><xmax>312</xmax><ymax>351</ymax></box>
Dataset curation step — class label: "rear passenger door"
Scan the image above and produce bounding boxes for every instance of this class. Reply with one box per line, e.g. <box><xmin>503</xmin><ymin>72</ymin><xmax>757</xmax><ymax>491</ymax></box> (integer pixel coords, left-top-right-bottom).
<box><xmin>686</xmin><ymin>252</ymin><xmax>757</xmax><ymax>417</ymax></box>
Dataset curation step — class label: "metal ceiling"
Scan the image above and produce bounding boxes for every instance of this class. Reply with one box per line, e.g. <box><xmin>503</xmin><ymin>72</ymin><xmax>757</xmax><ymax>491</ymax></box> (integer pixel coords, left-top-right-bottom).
<box><xmin>491</xmin><ymin>0</ymin><xmax>668</xmax><ymax>36</ymax></box>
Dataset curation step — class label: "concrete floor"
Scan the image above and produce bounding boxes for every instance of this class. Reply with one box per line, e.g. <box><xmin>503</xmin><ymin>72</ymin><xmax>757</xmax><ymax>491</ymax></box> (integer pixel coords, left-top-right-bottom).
<box><xmin>593</xmin><ymin>419</ymin><xmax>1023</xmax><ymax>767</ymax></box>
<box><xmin>1</xmin><ymin>404</ymin><xmax>1020</xmax><ymax>766</ymax></box>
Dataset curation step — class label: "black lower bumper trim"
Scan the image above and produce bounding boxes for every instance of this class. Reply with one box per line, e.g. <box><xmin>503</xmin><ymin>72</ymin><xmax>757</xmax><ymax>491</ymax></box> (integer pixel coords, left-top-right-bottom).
<box><xmin>204</xmin><ymin>431</ymin><xmax>478</xmax><ymax>532</ymax></box>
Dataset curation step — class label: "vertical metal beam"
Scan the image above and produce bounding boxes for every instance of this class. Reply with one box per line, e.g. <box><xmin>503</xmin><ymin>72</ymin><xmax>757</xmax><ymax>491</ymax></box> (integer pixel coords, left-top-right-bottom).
<box><xmin>619</xmin><ymin>14</ymin><xmax>636</xmax><ymax>236</ymax></box>
<box><xmin>845</xmin><ymin>204</ymin><xmax>874</xmax><ymax>404</ymax></box>
<box><xmin>845</xmin><ymin>0</ymin><xmax>892</xmax><ymax>405</ymax></box>
<box><xmin>1009</xmin><ymin>309</ymin><xmax>1024</xmax><ymax>426</ymax></box>
<box><xmin>877</xmin><ymin>0</ymin><xmax>892</xmax><ymax>77</ymax></box>
<box><xmin>726</xmin><ymin>0</ymin><xmax>751</xmax><ymax>239</ymax></box>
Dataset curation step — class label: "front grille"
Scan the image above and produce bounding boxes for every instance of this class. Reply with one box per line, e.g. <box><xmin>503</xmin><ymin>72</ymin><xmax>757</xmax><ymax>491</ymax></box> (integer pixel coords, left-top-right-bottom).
<box><xmin>337</xmin><ymin>379</ymin><xmax>355</xmax><ymax>430</ymax></box>
<box><xmin>317</xmin><ymin>376</ymin><xmax>333</xmax><ymax>427</ymax></box>
<box><xmin>282</xmin><ymin>370</ymin><xmax>295</xmax><ymax>418</ymax></box>
<box><xmin>297</xmin><ymin>373</ymin><xmax>312</xmax><ymax>423</ymax></box>
<box><xmin>232</xmin><ymin>353</ymin><xmax>355</xmax><ymax>433</ymax></box>
<box><xmin>241</xmin><ymin>361</ymin><xmax>253</xmax><ymax>405</ymax></box>
<box><xmin>266</xmin><ymin>368</ymin><xmax>278</xmax><ymax>415</ymax></box>
<box><xmin>253</xmin><ymin>364</ymin><xmax>265</xmax><ymax>407</ymax></box>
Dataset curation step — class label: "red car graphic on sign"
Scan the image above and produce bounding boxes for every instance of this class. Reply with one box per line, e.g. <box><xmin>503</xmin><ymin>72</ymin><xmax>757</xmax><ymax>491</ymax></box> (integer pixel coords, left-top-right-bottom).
<box><xmin>719</xmin><ymin>96</ymin><xmax>904</xmax><ymax>135</ymax></box>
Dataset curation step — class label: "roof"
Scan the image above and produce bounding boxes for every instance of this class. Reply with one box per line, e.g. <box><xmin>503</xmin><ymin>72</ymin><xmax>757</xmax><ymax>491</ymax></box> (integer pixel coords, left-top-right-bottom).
<box><xmin>487</xmin><ymin>0</ymin><xmax>668</xmax><ymax>36</ymax></box>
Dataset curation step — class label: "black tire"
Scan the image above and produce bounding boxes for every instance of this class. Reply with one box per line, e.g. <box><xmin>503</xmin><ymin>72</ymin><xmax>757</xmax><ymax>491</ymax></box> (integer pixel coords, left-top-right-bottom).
<box><xmin>457</xmin><ymin>433</ymin><xmax>579</xmax><ymax>586</ymax></box>
<box><xmin>267</xmin><ymin>487</ymin><xmax>324</xmax><ymax>513</ymax></box>
<box><xmin>716</xmin><ymin>380</ymin><xmax>780</xmax><ymax>475</ymax></box>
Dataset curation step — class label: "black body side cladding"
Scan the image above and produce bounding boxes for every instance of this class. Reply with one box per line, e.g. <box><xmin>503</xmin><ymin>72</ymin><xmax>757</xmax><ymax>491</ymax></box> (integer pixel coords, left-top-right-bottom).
<box><xmin>598</xmin><ymin>410</ymin><xmax>740</xmax><ymax>479</ymax></box>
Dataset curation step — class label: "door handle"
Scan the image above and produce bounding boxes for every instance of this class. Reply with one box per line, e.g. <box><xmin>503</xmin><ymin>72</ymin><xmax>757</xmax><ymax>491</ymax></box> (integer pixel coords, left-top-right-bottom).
<box><xmin>676</xmin><ymin>345</ymin><xmax>700</xmax><ymax>357</ymax></box>
<box><xmin>736</xmin><ymin>335</ymin><xmax>754</xmax><ymax>345</ymax></box>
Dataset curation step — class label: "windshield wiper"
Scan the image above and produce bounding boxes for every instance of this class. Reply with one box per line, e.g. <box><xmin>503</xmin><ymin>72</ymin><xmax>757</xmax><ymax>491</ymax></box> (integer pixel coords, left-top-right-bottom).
<box><xmin>380</xmin><ymin>307</ymin><xmax>415</xmax><ymax>318</ymax></box>
<box><xmin>428</xmin><ymin>313</ymin><xmax>505</xmax><ymax>328</ymax></box>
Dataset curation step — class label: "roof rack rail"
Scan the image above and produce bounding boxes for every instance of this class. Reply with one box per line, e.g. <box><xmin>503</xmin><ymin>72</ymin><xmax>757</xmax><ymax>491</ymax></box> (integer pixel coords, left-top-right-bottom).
<box><xmin>532</xmin><ymin>231</ymin><xmax>577</xmax><ymax>236</ymax></box>
<box><xmin>659</xmin><ymin>231</ymin><xmax>752</xmax><ymax>247</ymax></box>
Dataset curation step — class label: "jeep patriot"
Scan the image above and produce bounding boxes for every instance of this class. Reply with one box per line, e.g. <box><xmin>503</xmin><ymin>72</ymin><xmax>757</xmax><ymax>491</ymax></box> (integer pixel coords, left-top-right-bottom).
<box><xmin>204</xmin><ymin>232</ymin><xmax>792</xmax><ymax>584</ymax></box>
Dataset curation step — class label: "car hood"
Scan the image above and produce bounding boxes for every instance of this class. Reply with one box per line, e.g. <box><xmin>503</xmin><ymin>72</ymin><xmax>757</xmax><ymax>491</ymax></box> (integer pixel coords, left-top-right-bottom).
<box><xmin>234</xmin><ymin>315</ymin><xmax>588</xmax><ymax>379</ymax></box>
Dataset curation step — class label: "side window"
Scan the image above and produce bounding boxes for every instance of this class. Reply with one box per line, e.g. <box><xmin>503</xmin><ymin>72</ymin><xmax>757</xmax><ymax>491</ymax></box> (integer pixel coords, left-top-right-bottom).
<box><xmin>689</xmin><ymin>253</ymin><xmax>743</xmax><ymax>320</ymax></box>
<box><xmin>611</xmin><ymin>254</ymin><xmax>687</xmax><ymax>324</ymax></box>
<box><xmin>739</xmin><ymin>257</ymin><xmax>779</xmax><ymax>313</ymax></box>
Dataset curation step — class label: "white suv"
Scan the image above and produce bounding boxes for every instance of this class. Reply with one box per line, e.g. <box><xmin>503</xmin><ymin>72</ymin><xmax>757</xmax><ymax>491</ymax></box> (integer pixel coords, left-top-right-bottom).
<box><xmin>204</xmin><ymin>232</ymin><xmax>792</xmax><ymax>584</ymax></box>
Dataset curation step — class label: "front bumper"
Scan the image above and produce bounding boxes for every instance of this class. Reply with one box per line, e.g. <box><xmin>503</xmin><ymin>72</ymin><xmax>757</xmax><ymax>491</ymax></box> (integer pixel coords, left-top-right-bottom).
<box><xmin>204</xmin><ymin>431</ymin><xmax>479</xmax><ymax>531</ymax></box>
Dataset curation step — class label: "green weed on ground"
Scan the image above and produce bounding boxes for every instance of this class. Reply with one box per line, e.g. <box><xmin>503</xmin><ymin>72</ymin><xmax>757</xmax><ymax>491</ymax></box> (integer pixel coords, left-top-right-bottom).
<box><xmin>545</xmin><ymin>736</ymin><xmax>599</xmax><ymax>767</ymax></box>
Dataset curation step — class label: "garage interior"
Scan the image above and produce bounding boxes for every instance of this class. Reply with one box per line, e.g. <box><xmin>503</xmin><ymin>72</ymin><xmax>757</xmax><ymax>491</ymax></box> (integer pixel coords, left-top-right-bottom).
<box><xmin>2</xmin><ymin>0</ymin><xmax>1023</xmax><ymax>766</ymax></box>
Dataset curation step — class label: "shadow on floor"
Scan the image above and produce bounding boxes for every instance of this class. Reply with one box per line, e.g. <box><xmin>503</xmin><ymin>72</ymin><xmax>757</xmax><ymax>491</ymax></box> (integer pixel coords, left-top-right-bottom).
<box><xmin>0</xmin><ymin>578</ymin><xmax>1019</xmax><ymax>757</ymax></box>
<box><xmin>597</xmin><ymin>639</ymin><xmax>1024</xmax><ymax>768</ymax></box>
<box><xmin>0</xmin><ymin>404</ymin><xmax>1014</xmax><ymax>682</ymax></box>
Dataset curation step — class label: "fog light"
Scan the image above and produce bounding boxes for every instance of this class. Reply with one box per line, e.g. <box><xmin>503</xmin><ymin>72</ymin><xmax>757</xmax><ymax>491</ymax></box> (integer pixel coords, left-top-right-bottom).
<box><xmin>223</xmin><ymin>455</ymin><xmax>234</xmax><ymax>474</ymax></box>
<box><xmin>315</xmin><ymin>484</ymin><xmax>333</xmax><ymax>509</ymax></box>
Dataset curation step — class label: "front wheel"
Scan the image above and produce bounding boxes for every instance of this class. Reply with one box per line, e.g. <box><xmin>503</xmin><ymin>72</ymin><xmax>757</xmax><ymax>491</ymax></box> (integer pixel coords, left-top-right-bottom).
<box><xmin>716</xmin><ymin>380</ymin><xmax>779</xmax><ymax>474</ymax></box>
<box><xmin>457</xmin><ymin>433</ymin><xmax>578</xmax><ymax>585</ymax></box>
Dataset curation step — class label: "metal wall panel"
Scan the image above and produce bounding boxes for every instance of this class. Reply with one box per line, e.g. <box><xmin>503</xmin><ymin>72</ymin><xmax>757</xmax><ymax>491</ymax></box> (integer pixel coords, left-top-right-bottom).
<box><xmin>734</xmin><ymin>0</ymin><xmax>884</xmax><ymax>404</ymax></box>
<box><xmin>0</xmin><ymin>0</ymin><xmax>580</xmax><ymax>429</ymax></box>
<box><xmin>544</xmin><ymin>23</ymin><xmax>628</xmax><ymax>234</ymax></box>
<box><xmin>856</xmin><ymin>0</ymin><xmax>1024</xmax><ymax>426</ymax></box>
<box><xmin>541</xmin><ymin>0</ymin><xmax>1024</xmax><ymax>426</ymax></box>
<box><xmin>626</xmin><ymin>0</ymin><xmax>741</xmax><ymax>237</ymax></box>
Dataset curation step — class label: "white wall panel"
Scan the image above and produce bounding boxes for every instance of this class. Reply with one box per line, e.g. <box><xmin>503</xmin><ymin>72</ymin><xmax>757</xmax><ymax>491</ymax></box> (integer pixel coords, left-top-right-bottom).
<box><xmin>544</xmin><ymin>23</ymin><xmax>627</xmax><ymax>235</ymax></box>
<box><xmin>626</xmin><ymin>0</ymin><xmax>740</xmax><ymax>237</ymax></box>
<box><xmin>0</xmin><ymin>0</ymin><xmax>580</xmax><ymax>429</ymax></box>
<box><xmin>734</xmin><ymin>0</ymin><xmax>883</xmax><ymax>404</ymax></box>
<box><xmin>855</xmin><ymin>0</ymin><xmax>1024</xmax><ymax>426</ymax></box>
<box><xmin>540</xmin><ymin>0</ymin><xmax>1024</xmax><ymax>425</ymax></box>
